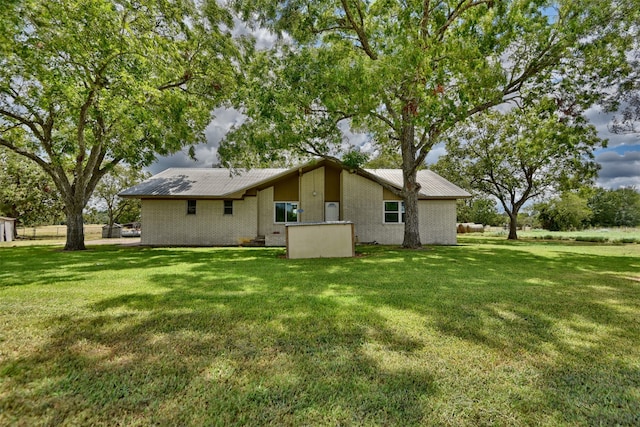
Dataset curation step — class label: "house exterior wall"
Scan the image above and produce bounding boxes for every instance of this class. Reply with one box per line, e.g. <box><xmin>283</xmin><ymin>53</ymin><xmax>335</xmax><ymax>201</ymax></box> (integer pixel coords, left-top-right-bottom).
<box><xmin>0</xmin><ymin>218</ymin><xmax>15</xmax><ymax>242</ymax></box>
<box><xmin>419</xmin><ymin>199</ymin><xmax>457</xmax><ymax>245</ymax></box>
<box><xmin>141</xmin><ymin>198</ymin><xmax>257</xmax><ymax>246</ymax></box>
<box><xmin>257</xmin><ymin>187</ymin><xmax>286</xmax><ymax>246</ymax></box>
<box><xmin>137</xmin><ymin>166</ymin><xmax>459</xmax><ymax>247</ymax></box>
<box><xmin>341</xmin><ymin>172</ymin><xmax>457</xmax><ymax>245</ymax></box>
<box><xmin>341</xmin><ymin>172</ymin><xmax>404</xmax><ymax>244</ymax></box>
<box><xmin>300</xmin><ymin>167</ymin><xmax>324</xmax><ymax>222</ymax></box>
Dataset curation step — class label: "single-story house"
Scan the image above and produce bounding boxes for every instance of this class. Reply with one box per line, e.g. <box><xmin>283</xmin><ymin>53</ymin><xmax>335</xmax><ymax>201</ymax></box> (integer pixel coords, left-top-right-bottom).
<box><xmin>0</xmin><ymin>216</ymin><xmax>16</xmax><ymax>242</ymax></box>
<box><xmin>119</xmin><ymin>159</ymin><xmax>470</xmax><ymax>246</ymax></box>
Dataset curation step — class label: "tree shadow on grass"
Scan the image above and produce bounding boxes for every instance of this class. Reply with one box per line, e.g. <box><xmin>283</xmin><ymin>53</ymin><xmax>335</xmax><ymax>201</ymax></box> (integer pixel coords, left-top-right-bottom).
<box><xmin>0</xmin><ymin>250</ymin><xmax>436</xmax><ymax>425</ymax></box>
<box><xmin>1</xmin><ymin>243</ymin><xmax>639</xmax><ymax>425</ymax></box>
<box><xmin>358</xmin><ymin>244</ymin><xmax>640</xmax><ymax>425</ymax></box>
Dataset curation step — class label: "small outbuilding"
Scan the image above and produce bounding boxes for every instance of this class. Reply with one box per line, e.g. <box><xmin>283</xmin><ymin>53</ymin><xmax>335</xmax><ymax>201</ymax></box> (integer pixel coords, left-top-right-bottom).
<box><xmin>0</xmin><ymin>217</ymin><xmax>17</xmax><ymax>242</ymax></box>
<box><xmin>102</xmin><ymin>223</ymin><xmax>122</xmax><ymax>238</ymax></box>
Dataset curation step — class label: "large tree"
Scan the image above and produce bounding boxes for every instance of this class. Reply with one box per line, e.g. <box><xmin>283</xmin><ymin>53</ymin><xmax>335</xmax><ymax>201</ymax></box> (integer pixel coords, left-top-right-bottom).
<box><xmin>0</xmin><ymin>0</ymin><xmax>236</xmax><ymax>250</ymax></box>
<box><xmin>433</xmin><ymin>99</ymin><xmax>603</xmax><ymax>239</ymax></box>
<box><xmin>219</xmin><ymin>0</ymin><xmax>629</xmax><ymax>248</ymax></box>
<box><xmin>0</xmin><ymin>148</ymin><xmax>64</xmax><ymax>226</ymax></box>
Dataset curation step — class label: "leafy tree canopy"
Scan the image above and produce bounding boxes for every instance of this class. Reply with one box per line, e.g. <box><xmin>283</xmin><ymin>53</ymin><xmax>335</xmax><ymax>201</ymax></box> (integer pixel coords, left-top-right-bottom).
<box><xmin>220</xmin><ymin>0</ymin><xmax>634</xmax><ymax>248</ymax></box>
<box><xmin>433</xmin><ymin>98</ymin><xmax>604</xmax><ymax>239</ymax></box>
<box><xmin>90</xmin><ymin>164</ymin><xmax>149</xmax><ymax>236</ymax></box>
<box><xmin>589</xmin><ymin>187</ymin><xmax>640</xmax><ymax>227</ymax></box>
<box><xmin>457</xmin><ymin>197</ymin><xmax>502</xmax><ymax>227</ymax></box>
<box><xmin>534</xmin><ymin>192</ymin><xmax>592</xmax><ymax>231</ymax></box>
<box><xmin>0</xmin><ymin>0</ymin><xmax>238</xmax><ymax>249</ymax></box>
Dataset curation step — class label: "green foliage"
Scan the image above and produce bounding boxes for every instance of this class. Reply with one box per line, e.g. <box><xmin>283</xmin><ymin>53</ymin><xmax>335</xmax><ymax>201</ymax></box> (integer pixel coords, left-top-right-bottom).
<box><xmin>0</xmin><ymin>149</ymin><xmax>64</xmax><ymax>226</ymax></box>
<box><xmin>90</xmin><ymin>164</ymin><xmax>148</xmax><ymax>230</ymax></box>
<box><xmin>456</xmin><ymin>197</ymin><xmax>501</xmax><ymax>226</ymax></box>
<box><xmin>0</xmin><ymin>0</ymin><xmax>238</xmax><ymax>249</ymax></box>
<box><xmin>342</xmin><ymin>149</ymin><xmax>369</xmax><ymax>170</ymax></box>
<box><xmin>589</xmin><ymin>187</ymin><xmax>640</xmax><ymax>227</ymax></box>
<box><xmin>535</xmin><ymin>192</ymin><xmax>593</xmax><ymax>231</ymax></box>
<box><xmin>434</xmin><ymin>99</ymin><xmax>604</xmax><ymax>239</ymax></box>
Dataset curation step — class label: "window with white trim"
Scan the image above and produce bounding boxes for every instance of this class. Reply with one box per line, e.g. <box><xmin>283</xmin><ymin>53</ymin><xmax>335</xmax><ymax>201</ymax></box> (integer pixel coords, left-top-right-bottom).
<box><xmin>275</xmin><ymin>202</ymin><xmax>298</xmax><ymax>223</ymax></box>
<box><xmin>384</xmin><ymin>201</ymin><xmax>405</xmax><ymax>223</ymax></box>
<box><xmin>224</xmin><ymin>200</ymin><xmax>233</xmax><ymax>215</ymax></box>
<box><xmin>187</xmin><ymin>199</ymin><xmax>197</xmax><ymax>215</ymax></box>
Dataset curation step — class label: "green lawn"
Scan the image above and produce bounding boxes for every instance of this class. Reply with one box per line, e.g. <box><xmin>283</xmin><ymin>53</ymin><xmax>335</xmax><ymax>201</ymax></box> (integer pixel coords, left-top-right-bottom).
<box><xmin>482</xmin><ymin>227</ymin><xmax>640</xmax><ymax>243</ymax></box>
<box><xmin>1</xmin><ymin>240</ymin><xmax>639</xmax><ymax>426</ymax></box>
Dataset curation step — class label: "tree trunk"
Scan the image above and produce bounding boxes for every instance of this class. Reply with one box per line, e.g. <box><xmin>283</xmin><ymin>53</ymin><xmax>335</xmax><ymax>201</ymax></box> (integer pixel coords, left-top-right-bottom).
<box><xmin>400</xmin><ymin>119</ymin><xmax>421</xmax><ymax>249</ymax></box>
<box><xmin>107</xmin><ymin>211</ymin><xmax>115</xmax><ymax>238</ymax></box>
<box><xmin>403</xmin><ymin>180</ymin><xmax>421</xmax><ymax>248</ymax></box>
<box><xmin>507</xmin><ymin>212</ymin><xmax>518</xmax><ymax>240</ymax></box>
<box><xmin>64</xmin><ymin>203</ymin><xmax>86</xmax><ymax>251</ymax></box>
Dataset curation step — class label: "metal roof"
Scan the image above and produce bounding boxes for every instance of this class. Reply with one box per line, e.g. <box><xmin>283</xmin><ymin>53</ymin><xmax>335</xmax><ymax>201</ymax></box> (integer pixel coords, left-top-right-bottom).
<box><xmin>119</xmin><ymin>168</ymin><xmax>289</xmax><ymax>198</ymax></box>
<box><xmin>364</xmin><ymin>169</ymin><xmax>471</xmax><ymax>198</ymax></box>
<box><xmin>120</xmin><ymin>164</ymin><xmax>470</xmax><ymax>199</ymax></box>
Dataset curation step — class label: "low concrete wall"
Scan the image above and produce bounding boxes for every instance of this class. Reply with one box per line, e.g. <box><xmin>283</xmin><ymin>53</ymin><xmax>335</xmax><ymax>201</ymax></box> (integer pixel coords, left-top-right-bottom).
<box><xmin>286</xmin><ymin>222</ymin><xmax>355</xmax><ymax>259</ymax></box>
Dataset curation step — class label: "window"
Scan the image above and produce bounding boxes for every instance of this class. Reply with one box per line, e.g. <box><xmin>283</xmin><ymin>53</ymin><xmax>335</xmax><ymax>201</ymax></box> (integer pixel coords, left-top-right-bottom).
<box><xmin>187</xmin><ymin>199</ymin><xmax>197</xmax><ymax>215</ymax></box>
<box><xmin>384</xmin><ymin>201</ymin><xmax>405</xmax><ymax>223</ymax></box>
<box><xmin>224</xmin><ymin>200</ymin><xmax>233</xmax><ymax>215</ymax></box>
<box><xmin>275</xmin><ymin>202</ymin><xmax>298</xmax><ymax>223</ymax></box>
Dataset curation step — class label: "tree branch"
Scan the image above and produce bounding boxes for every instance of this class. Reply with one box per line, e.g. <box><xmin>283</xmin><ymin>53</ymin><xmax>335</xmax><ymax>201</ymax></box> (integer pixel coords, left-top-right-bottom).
<box><xmin>0</xmin><ymin>108</ymin><xmax>45</xmax><ymax>141</ymax></box>
<box><xmin>436</xmin><ymin>0</ymin><xmax>494</xmax><ymax>41</ymax></box>
<box><xmin>420</xmin><ymin>0</ymin><xmax>431</xmax><ymax>41</ymax></box>
<box><xmin>340</xmin><ymin>0</ymin><xmax>378</xmax><ymax>60</ymax></box>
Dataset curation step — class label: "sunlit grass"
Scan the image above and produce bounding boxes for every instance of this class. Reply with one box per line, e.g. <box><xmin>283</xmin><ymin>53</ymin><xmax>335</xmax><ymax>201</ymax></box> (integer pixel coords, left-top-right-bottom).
<box><xmin>1</xmin><ymin>241</ymin><xmax>639</xmax><ymax>425</ymax></box>
<box><xmin>479</xmin><ymin>227</ymin><xmax>640</xmax><ymax>243</ymax></box>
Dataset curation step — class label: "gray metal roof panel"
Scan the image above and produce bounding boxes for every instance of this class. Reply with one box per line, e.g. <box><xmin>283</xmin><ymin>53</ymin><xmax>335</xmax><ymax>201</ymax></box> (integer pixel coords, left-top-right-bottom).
<box><xmin>121</xmin><ymin>166</ymin><xmax>470</xmax><ymax>199</ymax></box>
<box><xmin>120</xmin><ymin>168</ymin><xmax>289</xmax><ymax>197</ymax></box>
<box><xmin>364</xmin><ymin>169</ymin><xmax>471</xmax><ymax>198</ymax></box>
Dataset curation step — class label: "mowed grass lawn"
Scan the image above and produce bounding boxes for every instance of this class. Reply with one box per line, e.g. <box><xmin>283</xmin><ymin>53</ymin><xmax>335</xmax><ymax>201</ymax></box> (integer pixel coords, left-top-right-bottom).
<box><xmin>1</xmin><ymin>239</ymin><xmax>639</xmax><ymax>426</ymax></box>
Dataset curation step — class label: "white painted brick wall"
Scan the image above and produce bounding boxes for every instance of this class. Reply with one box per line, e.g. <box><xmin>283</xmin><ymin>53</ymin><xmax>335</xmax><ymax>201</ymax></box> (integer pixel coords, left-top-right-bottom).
<box><xmin>257</xmin><ymin>187</ymin><xmax>286</xmax><ymax>245</ymax></box>
<box><xmin>141</xmin><ymin>198</ymin><xmax>258</xmax><ymax>246</ymax></box>
<box><xmin>419</xmin><ymin>199</ymin><xmax>457</xmax><ymax>245</ymax></box>
<box><xmin>341</xmin><ymin>172</ymin><xmax>458</xmax><ymax>245</ymax></box>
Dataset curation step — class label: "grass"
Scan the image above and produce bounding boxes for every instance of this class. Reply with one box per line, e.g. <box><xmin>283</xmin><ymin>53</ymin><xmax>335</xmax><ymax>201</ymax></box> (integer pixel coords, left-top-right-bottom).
<box><xmin>480</xmin><ymin>227</ymin><xmax>640</xmax><ymax>244</ymax></box>
<box><xmin>1</xmin><ymin>239</ymin><xmax>639</xmax><ymax>426</ymax></box>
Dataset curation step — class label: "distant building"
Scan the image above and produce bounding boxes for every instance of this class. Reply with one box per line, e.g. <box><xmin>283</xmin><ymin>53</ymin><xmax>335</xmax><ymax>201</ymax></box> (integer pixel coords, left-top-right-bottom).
<box><xmin>0</xmin><ymin>217</ymin><xmax>16</xmax><ymax>242</ymax></box>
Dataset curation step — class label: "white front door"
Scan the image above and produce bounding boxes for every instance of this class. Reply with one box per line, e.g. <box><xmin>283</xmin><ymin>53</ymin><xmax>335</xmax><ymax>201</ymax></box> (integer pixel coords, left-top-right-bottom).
<box><xmin>325</xmin><ymin>202</ymin><xmax>339</xmax><ymax>221</ymax></box>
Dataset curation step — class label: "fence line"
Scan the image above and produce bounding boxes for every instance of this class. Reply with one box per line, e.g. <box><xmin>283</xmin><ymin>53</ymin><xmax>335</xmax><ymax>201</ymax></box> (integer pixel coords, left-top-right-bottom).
<box><xmin>18</xmin><ymin>225</ymin><xmax>103</xmax><ymax>239</ymax></box>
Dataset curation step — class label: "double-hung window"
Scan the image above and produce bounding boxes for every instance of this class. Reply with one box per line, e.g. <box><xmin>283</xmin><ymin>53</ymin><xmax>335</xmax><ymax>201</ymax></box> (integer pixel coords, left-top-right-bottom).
<box><xmin>187</xmin><ymin>199</ymin><xmax>197</xmax><ymax>215</ymax></box>
<box><xmin>275</xmin><ymin>202</ymin><xmax>298</xmax><ymax>223</ymax></box>
<box><xmin>224</xmin><ymin>200</ymin><xmax>233</xmax><ymax>215</ymax></box>
<box><xmin>384</xmin><ymin>201</ymin><xmax>405</xmax><ymax>223</ymax></box>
